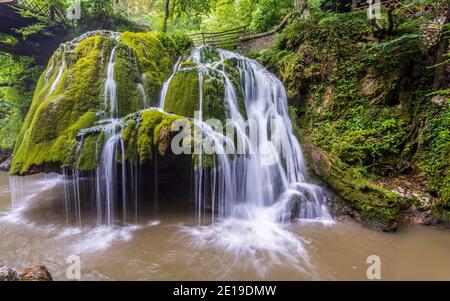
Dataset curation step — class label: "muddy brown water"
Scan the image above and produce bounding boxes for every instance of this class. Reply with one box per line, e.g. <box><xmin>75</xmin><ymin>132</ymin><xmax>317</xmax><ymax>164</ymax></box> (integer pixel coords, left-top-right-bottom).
<box><xmin>1</xmin><ymin>171</ymin><xmax>450</xmax><ymax>280</ymax></box>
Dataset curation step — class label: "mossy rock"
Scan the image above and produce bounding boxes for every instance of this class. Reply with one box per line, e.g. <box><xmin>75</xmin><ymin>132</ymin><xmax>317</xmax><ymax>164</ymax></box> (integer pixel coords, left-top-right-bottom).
<box><xmin>120</xmin><ymin>32</ymin><xmax>172</xmax><ymax>103</ymax></box>
<box><xmin>163</xmin><ymin>68</ymin><xmax>227</xmax><ymax>121</ymax></box>
<box><xmin>303</xmin><ymin>141</ymin><xmax>403</xmax><ymax>231</ymax></box>
<box><xmin>197</xmin><ymin>46</ymin><xmax>220</xmax><ymax>64</ymax></box>
<box><xmin>163</xmin><ymin>56</ymin><xmax>247</xmax><ymax>121</ymax></box>
<box><xmin>121</xmin><ymin>109</ymin><xmax>188</xmax><ymax>164</ymax></box>
<box><xmin>11</xmin><ymin>32</ymin><xmax>173</xmax><ymax>175</ymax></box>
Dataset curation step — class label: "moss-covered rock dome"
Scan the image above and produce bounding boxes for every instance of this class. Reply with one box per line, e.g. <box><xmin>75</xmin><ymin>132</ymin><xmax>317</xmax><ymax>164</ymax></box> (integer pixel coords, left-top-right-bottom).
<box><xmin>11</xmin><ymin>31</ymin><xmax>174</xmax><ymax>175</ymax></box>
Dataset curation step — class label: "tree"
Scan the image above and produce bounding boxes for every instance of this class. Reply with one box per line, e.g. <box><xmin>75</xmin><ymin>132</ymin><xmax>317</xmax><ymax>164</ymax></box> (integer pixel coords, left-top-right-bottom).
<box><xmin>161</xmin><ymin>0</ymin><xmax>216</xmax><ymax>32</ymax></box>
<box><xmin>163</xmin><ymin>0</ymin><xmax>170</xmax><ymax>32</ymax></box>
<box><xmin>432</xmin><ymin>2</ymin><xmax>450</xmax><ymax>90</ymax></box>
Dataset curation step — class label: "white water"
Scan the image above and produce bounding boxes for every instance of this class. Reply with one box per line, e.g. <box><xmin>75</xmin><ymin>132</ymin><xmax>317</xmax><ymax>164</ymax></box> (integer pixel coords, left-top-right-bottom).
<box><xmin>47</xmin><ymin>61</ymin><xmax>66</xmax><ymax>97</ymax></box>
<box><xmin>157</xmin><ymin>47</ymin><xmax>333</xmax><ymax>272</ymax></box>
<box><xmin>161</xmin><ymin>46</ymin><xmax>333</xmax><ymax>224</ymax></box>
<box><xmin>137</xmin><ymin>83</ymin><xmax>148</xmax><ymax>108</ymax></box>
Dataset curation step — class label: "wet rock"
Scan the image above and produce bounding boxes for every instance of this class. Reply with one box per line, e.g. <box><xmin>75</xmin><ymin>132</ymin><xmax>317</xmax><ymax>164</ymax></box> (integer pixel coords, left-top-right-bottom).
<box><xmin>0</xmin><ymin>265</ymin><xmax>19</xmax><ymax>281</ymax></box>
<box><xmin>17</xmin><ymin>265</ymin><xmax>53</xmax><ymax>281</ymax></box>
<box><xmin>302</xmin><ymin>141</ymin><xmax>401</xmax><ymax>232</ymax></box>
<box><xmin>0</xmin><ymin>156</ymin><xmax>12</xmax><ymax>172</ymax></box>
<box><xmin>0</xmin><ymin>148</ymin><xmax>12</xmax><ymax>172</ymax></box>
<box><xmin>401</xmin><ymin>206</ymin><xmax>436</xmax><ymax>225</ymax></box>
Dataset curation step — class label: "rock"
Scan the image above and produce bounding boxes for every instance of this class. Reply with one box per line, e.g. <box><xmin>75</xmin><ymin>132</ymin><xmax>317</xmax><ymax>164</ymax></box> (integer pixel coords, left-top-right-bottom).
<box><xmin>401</xmin><ymin>206</ymin><xmax>436</xmax><ymax>225</ymax></box>
<box><xmin>302</xmin><ymin>140</ymin><xmax>401</xmax><ymax>232</ymax></box>
<box><xmin>0</xmin><ymin>156</ymin><xmax>12</xmax><ymax>172</ymax></box>
<box><xmin>17</xmin><ymin>265</ymin><xmax>53</xmax><ymax>281</ymax></box>
<box><xmin>431</xmin><ymin>95</ymin><xmax>447</xmax><ymax>106</ymax></box>
<box><xmin>10</xmin><ymin>31</ymin><xmax>173</xmax><ymax>176</ymax></box>
<box><xmin>0</xmin><ymin>265</ymin><xmax>19</xmax><ymax>281</ymax></box>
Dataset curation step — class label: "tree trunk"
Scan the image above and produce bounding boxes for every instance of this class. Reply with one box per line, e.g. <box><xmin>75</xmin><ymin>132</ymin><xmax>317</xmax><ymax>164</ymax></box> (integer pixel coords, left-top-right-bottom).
<box><xmin>162</xmin><ymin>0</ymin><xmax>170</xmax><ymax>32</ymax></box>
<box><xmin>432</xmin><ymin>2</ymin><xmax>450</xmax><ymax>90</ymax></box>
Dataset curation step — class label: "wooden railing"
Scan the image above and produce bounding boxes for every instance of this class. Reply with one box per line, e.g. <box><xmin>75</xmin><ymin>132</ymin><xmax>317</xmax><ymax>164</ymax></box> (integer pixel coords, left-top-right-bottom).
<box><xmin>17</xmin><ymin>0</ymin><xmax>69</xmax><ymax>25</ymax></box>
<box><xmin>189</xmin><ymin>25</ymin><xmax>249</xmax><ymax>47</ymax></box>
<box><xmin>353</xmin><ymin>0</ymin><xmax>447</xmax><ymax>16</ymax></box>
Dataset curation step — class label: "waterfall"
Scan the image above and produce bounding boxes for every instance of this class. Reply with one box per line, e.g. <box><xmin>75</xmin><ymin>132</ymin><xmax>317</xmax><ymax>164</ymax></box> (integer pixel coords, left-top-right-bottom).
<box><xmin>158</xmin><ymin>57</ymin><xmax>181</xmax><ymax>109</ymax></box>
<box><xmin>161</xmin><ymin>46</ymin><xmax>332</xmax><ymax>224</ymax></box>
<box><xmin>94</xmin><ymin>41</ymin><xmax>129</xmax><ymax>226</ymax></box>
<box><xmin>104</xmin><ymin>47</ymin><xmax>119</xmax><ymax>118</ymax></box>
<box><xmin>137</xmin><ymin>83</ymin><xmax>148</xmax><ymax>108</ymax></box>
<box><xmin>10</xmin><ymin>42</ymin><xmax>331</xmax><ymax>230</ymax></box>
<box><xmin>47</xmin><ymin>61</ymin><xmax>66</xmax><ymax>97</ymax></box>
<box><xmin>62</xmin><ymin>34</ymin><xmax>135</xmax><ymax>227</ymax></box>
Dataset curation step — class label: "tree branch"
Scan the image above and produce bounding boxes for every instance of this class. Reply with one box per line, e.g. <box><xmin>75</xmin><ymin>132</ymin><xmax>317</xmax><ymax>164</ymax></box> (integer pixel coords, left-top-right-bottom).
<box><xmin>432</xmin><ymin>2</ymin><xmax>450</xmax><ymax>90</ymax></box>
<box><xmin>240</xmin><ymin>13</ymin><xmax>292</xmax><ymax>42</ymax></box>
<box><xmin>0</xmin><ymin>82</ymin><xmax>16</xmax><ymax>87</ymax></box>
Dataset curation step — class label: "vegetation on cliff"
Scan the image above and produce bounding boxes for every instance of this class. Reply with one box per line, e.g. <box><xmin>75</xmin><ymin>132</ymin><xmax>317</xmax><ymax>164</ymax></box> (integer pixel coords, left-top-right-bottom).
<box><xmin>255</xmin><ymin>7</ymin><xmax>449</xmax><ymax>229</ymax></box>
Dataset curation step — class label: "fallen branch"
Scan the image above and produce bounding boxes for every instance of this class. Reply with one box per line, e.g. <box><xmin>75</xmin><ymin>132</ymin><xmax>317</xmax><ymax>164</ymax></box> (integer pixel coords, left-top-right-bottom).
<box><xmin>0</xmin><ymin>82</ymin><xmax>16</xmax><ymax>87</ymax></box>
<box><xmin>239</xmin><ymin>13</ymin><xmax>292</xmax><ymax>42</ymax></box>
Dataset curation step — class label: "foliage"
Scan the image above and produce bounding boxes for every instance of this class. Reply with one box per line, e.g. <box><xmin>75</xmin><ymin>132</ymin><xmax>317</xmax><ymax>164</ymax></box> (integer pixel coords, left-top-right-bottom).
<box><xmin>199</xmin><ymin>0</ymin><xmax>293</xmax><ymax>33</ymax></box>
<box><xmin>156</xmin><ymin>30</ymin><xmax>193</xmax><ymax>59</ymax></box>
<box><xmin>0</xmin><ymin>53</ymin><xmax>42</xmax><ymax>150</ymax></box>
<box><xmin>15</xmin><ymin>0</ymin><xmax>68</xmax><ymax>38</ymax></box>
<box><xmin>254</xmin><ymin>10</ymin><xmax>449</xmax><ymax>225</ymax></box>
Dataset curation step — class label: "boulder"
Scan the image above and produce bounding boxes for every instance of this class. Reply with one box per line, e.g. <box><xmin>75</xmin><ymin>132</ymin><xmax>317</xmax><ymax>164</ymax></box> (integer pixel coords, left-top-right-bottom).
<box><xmin>10</xmin><ymin>31</ymin><xmax>173</xmax><ymax>176</ymax></box>
<box><xmin>303</xmin><ymin>140</ymin><xmax>402</xmax><ymax>232</ymax></box>
<box><xmin>17</xmin><ymin>265</ymin><xmax>53</xmax><ymax>281</ymax></box>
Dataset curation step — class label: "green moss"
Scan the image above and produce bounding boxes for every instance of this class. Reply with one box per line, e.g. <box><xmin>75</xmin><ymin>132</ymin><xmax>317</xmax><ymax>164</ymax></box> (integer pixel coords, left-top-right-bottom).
<box><xmin>121</xmin><ymin>109</ymin><xmax>189</xmax><ymax>163</ymax></box>
<box><xmin>179</xmin><ymin>60</ymin><xmax>196</xmax><ymax>69</ymax></box>
<box><xmin>120</xmin><ymin>32</ymin><xmax>172</xmax><ymax>102</ymax></box>
<box><xmin>122</xmin><ymin>118</ymin><xmax>139</xmax><ymax>162</ymax></box>
<box><xmin>77</xmin><ymin>133</ymin><xmax>102</xmax><ymax>171</ymax></box>
<box><xmin>197</xmin><ymin>46</ymin><xmax>220</xmax><ymax>64</ymax></box>
<box><xmin>163</xmin><ymin>68</ymin><xmax>200</xmax><ymax>118</ymax></box>
<box><xmin>113</xmin><ymin>44</ymin><xmax>143</xmax><ymax>116</ymax></box>
<box><xmin>163</xmin><ymin>67</ymin><xmax>231</xmax><ymax>121</ymax></box>
<box><xmin>11</xmin><ymin>32</ymin><xmax>174</xmax><ymax>175</ymax></box>
<box><xmin>136</xmin><ymin>110</ymin><xmax>164</xmax><ymax>161</ymax></box>
<box><xmin>202</xmin><ymin>71</ymin><xmax>227</xmax><ymax>121</ymax></box>
<box><xmin>154</xmin><ymin>114</ymin><xmax>185</xmax><ymax>156</ymax></box>
<box><xmin>304</xmin><ymin>142</ymin><xmax>402</xmax><ymax>230</ymax></box>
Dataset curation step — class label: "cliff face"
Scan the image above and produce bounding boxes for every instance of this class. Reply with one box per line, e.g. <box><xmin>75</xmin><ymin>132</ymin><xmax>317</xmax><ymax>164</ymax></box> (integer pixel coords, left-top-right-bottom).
<box><xmin>256</xmin><ymin>11</ymin><xmax>450</xmax><ymax>230</ymax></box>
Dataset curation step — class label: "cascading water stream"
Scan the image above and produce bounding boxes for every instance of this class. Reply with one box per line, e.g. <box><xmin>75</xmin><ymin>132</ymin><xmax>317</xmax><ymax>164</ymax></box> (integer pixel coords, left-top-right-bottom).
<box><xmin>60</xmin><ymin>33</ymin><xmax>135</xmax><ymax>227</ymax></box>
<box><xmin>159</xmin><ymin>46</ymin><xmax>333</xmax><ymax>225</ymax></box>
<box><xmin>10</xmin><ymin>39</ymin><xmax>332</xmax><ymax>236</ymax></box>
<box><xmin>169</xmin><ymin>46</ymin><xmax>334</xmax><ymax>276</ymax></box>
<box><xmin>5</xmin><ymin>40</ymin><xmax>334</xmax><ymax>276</ymax></box>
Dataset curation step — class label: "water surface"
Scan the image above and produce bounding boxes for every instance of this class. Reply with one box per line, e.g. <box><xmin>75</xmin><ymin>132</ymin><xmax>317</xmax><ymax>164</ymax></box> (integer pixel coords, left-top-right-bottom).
<box><xmin>1</xmin><ymin>171</ymin><xmax>450</xmax><ymax>280</ymax></box>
